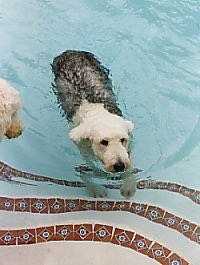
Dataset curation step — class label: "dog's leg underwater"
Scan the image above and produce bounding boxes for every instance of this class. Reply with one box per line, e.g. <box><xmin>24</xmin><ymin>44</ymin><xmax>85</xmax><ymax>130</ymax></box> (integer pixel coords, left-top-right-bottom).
<box><xmin>120</xmin><ymin>170</ymin><xmax>136</xmax><ymax>198</ymax></box>
<box><xmin>81</xmin><ymin>174</ymin><xmax>108</xmax><ymax>198</ymax></box>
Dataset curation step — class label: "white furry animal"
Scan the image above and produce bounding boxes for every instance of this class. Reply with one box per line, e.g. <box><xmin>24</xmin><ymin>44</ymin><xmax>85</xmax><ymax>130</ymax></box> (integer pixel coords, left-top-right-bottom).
<box><xmin>0</xmin><ymin>78</ymin><xmax>24</xmax><ymax>141</ymax></box>
<box><xmin>52</xmin><ymin>50</ymin><xmax>136</xmax><ymax>198</ymax></box>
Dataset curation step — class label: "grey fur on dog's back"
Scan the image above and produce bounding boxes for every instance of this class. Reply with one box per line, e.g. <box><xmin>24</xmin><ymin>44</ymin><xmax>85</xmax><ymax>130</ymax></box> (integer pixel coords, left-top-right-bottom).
<box><xmin>52</xmin><ymin>50</ymin><xmax>122</xmax><ymax>120</ymax></box>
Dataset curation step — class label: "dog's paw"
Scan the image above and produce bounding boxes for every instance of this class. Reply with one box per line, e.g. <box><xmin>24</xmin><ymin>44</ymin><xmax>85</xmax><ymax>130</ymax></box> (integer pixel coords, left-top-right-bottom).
<box><xmin>5</xmin><ymin>120</ymin><xmax>24</xmax><ymax>139</ymax></box>
<box><xmin>87</xmin><ymin>183</ymin><xmax>108</xmax><ymax>198</ymax></box>
<box><xmin>6</xmin><ymin>126</ymin><xmax>23</xmax><ymax>139</ymax></box>
<box><xmin>120</xmin><ymin>176</ymin><xmax>136</xmax><ymax>198</ymax></box>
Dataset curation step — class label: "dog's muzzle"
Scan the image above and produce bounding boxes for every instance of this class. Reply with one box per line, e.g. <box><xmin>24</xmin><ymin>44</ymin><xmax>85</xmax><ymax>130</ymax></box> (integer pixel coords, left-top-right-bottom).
<box><xmin>113</xmin><ymin>162</ymin><xmax>125</xmax><ymax>172</ymax></box>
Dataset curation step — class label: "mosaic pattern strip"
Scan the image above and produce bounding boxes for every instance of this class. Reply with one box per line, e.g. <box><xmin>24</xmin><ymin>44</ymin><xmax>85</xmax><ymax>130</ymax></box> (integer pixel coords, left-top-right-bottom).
<box><xmin>0</xmin><ymin>161</ymin><xmax>199</xmax><ymax>264</ymax></box>
<box><xmin>0</xmin><ymin>197</ymin><xmax>199</xmax><ymax>244</ymax></box>
<box><xmin>0</xmin><ymin>223</ymin><xmax>189</xmax><ymax>265</ymax></box>
<box><xmin>0</xmin><ymin>161</ymin><xmax>199</xmax><ymax>205</ymax></box>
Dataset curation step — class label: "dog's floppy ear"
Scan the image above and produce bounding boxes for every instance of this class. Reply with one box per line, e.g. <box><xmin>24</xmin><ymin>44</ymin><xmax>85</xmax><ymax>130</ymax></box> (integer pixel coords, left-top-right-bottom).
<box><xmin>126</xmin><ymin>120</ymin><xmax>134</xmax><ymax>133</ymax></box>
<box><xmin>69</xmin><ymin>124</ymin><xmax>91</xmax><ymax>143</ymax></box>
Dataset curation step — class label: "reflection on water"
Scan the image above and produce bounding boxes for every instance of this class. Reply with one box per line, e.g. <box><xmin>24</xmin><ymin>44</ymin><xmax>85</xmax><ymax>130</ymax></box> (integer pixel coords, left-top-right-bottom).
<box><xmin>0</xmin><ymin>0</ymin><xmax>200</xmax><ymax>190</ymax></box>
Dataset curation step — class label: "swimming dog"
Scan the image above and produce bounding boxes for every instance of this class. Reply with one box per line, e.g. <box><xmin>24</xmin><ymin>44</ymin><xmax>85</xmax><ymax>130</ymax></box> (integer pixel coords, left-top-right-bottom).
<box><xmin>52</xmin><ymin>50</ymin><xmax>136</xmax><ymax>198</ymax></box>
<box><xmin>0</xmin><ymin>78</ymin><xmax>24</xmax><ymax>141</ymax></box>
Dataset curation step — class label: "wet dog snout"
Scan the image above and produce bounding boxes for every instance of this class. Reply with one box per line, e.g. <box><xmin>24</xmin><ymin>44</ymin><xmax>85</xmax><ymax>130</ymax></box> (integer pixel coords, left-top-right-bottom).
<box><xmin>114</xmin><ymin>162</ymin><xmax>125</xmax><ymax>172</ymax></box>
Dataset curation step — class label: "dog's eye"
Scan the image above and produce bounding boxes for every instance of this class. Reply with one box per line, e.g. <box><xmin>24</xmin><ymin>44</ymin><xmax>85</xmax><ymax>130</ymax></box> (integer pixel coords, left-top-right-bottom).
<box><xmin>100</xmin><ymin>139</ymin><xmax>109</xmax><ymax>146</ymax></box>
<box><xmin>120</xmin><ymin>138</ymin><xmax>126</xmax><ymax>144</ymax></box>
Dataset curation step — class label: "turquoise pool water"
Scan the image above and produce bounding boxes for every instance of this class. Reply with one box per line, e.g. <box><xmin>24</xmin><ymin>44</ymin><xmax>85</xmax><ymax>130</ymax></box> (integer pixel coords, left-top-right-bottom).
<box><xmin>0</xmin><ymin>0</ymin><xmax>200</xmax><ymax>193</ymax></box>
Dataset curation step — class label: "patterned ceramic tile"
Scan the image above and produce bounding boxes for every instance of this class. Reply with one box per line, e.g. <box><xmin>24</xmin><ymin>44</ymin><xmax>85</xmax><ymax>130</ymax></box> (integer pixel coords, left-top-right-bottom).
<box><xmin>96</xmin><ymin>201</ymin><xmax>115</xmax><ymax>211</ymax></box>
<box><xmin>79</xmin><ymin>199</ymin><xmax>96</xmax><ymax>211</ymax></box>
<box><xmin>130</xmin><ymin>234</ymin><xmax>153</xmax><ymax>255</ymax></box>
<box><xmin>145</xmin><ymin>206</ymin><xmax>165</xmax><ymax>223</ymax></box>
<box><xmin>112</xmin><ymin>228</ymin><xmax>135</xmax><ymax>247</ymax></box>
<box><xmin>0</xmin><ymin>230</ymin><xmax>17</xmax><ymax>245</ymax></box>
<box><xmin>48</xmin><ymin>198</ymin><xmax>65</xmax><ymax>213</ymax></box>
<box><xmin>65</xmin><ymin>199</ymin><xmax>80</xmax><ymax>212</ymax></box>
<box><xmin>74</xmin><ymin>224</ymin><xmax>93</xmax><ymax>241</ymax></box>
<box><xmin>31</xmin><ymin>198</ymin><xmax>49</xmax><ymax>214</ymax></box>
<box><xmin>129</xmin><ymin>202</ymin><xmax>148</xmax><ymax>216</ymax></box>
<box><xmin>193</xmin><ymin>191</ymin><xmax>200</xmax><ymax>204</ymax></box>
<box><xmin>17</xmin><ymin>229</ymin><xmax>36</xmax><ymax>245</ymax></box>
<box><xmin>36</xmin><ymin>226</ymin><xmax>54</xmax><ymax>243</ymax></box>
<box><xmin>15</xmin><ymin>198</ymin><xmax>30</xmax><ymax>212</ymax></box>
<box><xmin>112</xmin><ymin>201</ymin><xmax>131</xmax><ymax>211</ymax></box>
<box><xmin>164</xmin><ymin>216</ymin><xmax>178</xmax><ymax>228</ymax></box>
<box><xmin>94</xmin><ymin>224</ymin><xmax>113</xmax><ymax>242</ymax></box>
<box><xmin>147</xmin><ymin>242</ymin><xmax>171</xmax><ymax>263</ymax></box>
<box><xmin>162</xmin><ymin>253</ymin><xmax>189</xmax><ymax>265</ymax></box>
<box><xmin>177</xmin><ymin>220</ymin><xmax>197</xmax><ymax>239</ymax></box>
<box><xmin>191</xmin><ymin>226</ymin><xmax>200</xmax><ymax>244</ymax></box>
<box><xmin>55</xmin><ymin>225</ymin><xmax>73</xmax><ymax>241</ymax></box>
<box><xmin>0</xmin><ymin>197</ymin><xmax>14</xmax><ymax>211</ymax></box>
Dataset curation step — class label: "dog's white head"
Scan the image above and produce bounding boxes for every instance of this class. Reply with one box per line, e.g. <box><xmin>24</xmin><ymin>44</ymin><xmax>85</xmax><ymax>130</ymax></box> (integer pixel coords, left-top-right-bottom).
<box><xmin>69</xmin><ymin>110</ymin><xmax>134</xmax><ymax>173</ymax></box>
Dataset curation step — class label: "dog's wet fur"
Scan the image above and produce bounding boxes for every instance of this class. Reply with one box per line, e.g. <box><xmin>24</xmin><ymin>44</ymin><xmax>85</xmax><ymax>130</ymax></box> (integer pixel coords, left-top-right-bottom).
<box><xmin>52</xmin><ymin>50</ymin><xmax>136</xmax><ymax>198</ymax></box>
<box><xmin>52</xmin><ymin>50</ymin><xmax>122</xmax><ymax>120</ymax></box>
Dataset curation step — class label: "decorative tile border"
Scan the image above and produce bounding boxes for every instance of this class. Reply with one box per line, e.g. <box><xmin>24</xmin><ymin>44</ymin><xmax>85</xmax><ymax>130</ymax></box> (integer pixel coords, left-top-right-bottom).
<box><xmin>0</xmin><ymin>161</ymin><xmax>199</xmax><ymax>205</ymax></box>
<box><xmin>137</xmin><ymin>180</ymin><xmax>200</xmax><ymax>205</ymax></box>
<box><xmin>0</xmin><ymin>223</ymin><xmax>189</xmax><ymax>265</ymax></box>
<box><xmin>0</xmin><ymin>161</ymin><xmax>198</xmax><ymax>264</ymax></box>
<box><xmin>0</xmin><ymin>197</ymin><xmax>199</xmax><ymax>245</ymax></box>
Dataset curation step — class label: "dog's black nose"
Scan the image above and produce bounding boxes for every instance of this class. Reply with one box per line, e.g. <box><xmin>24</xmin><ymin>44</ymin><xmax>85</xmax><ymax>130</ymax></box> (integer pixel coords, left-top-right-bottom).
<box><xmin>114</xmin><ymin>162</ymin><xmax>125</xmax><ymax>172</ymax></box>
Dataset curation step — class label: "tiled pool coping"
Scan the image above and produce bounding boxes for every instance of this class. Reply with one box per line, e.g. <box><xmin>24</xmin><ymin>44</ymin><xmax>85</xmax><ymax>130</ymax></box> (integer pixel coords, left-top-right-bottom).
<box><xmin>0</xmin><ymin>197</ymin><xmax>199</xmax><ymax>245</ymax></box>
<box><xmin>0</xmin><ymin>223</ymin><xmax>189</xmax><ymax>265</ymax></box>
<box><xmin>0</xmin><ymin>161</ymin><xmax>199</xmax><ymax>264</ymax></box>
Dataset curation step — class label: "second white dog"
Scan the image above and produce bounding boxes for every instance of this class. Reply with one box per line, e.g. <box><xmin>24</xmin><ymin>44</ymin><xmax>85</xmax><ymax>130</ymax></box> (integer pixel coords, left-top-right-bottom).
<box><xmin>0</xmin><ymin>78</ymin><xmax>24</xmax><ymax>141</ymax></box>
